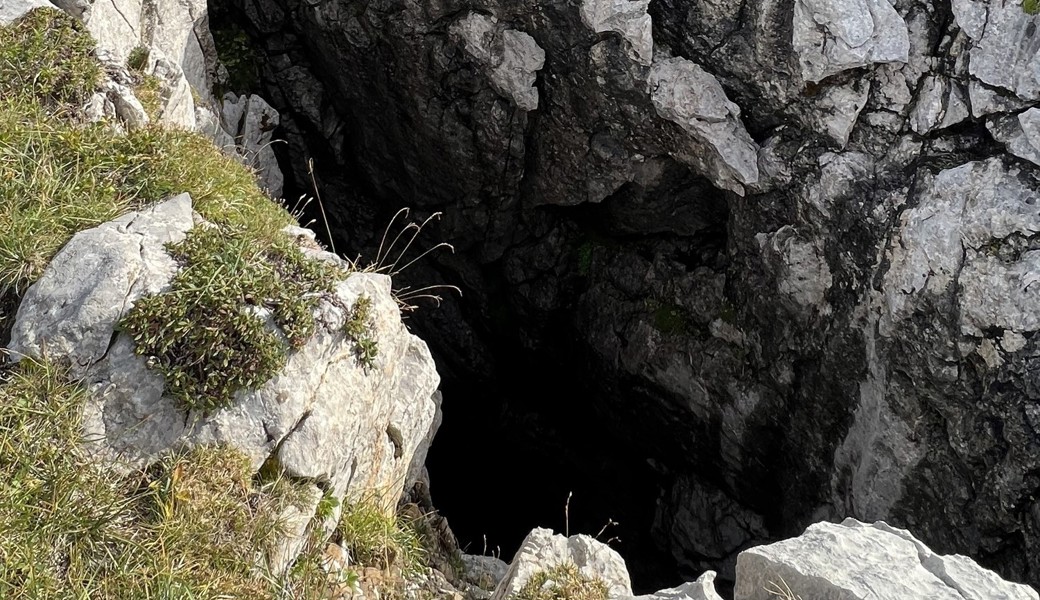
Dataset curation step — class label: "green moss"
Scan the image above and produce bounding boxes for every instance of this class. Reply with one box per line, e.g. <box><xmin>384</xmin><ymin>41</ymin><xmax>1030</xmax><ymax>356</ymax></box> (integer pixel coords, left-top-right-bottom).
<box><xmin>210</xmin><ymin>23</ymin><xmax>261</xmax><ymax>94</ymax></box>
<box><xmin>652</xmin><ymin>303</ymin><xmax>688</xmax><ymax>335</ymax></box>
<box><xmin>718</xmin><ymin>300</ymin><xmax>738</xmax><ymax>325</ymax></box>
<box><xmin>120</xmin><ymin>225</ymin><xmax>342</xmax><ymax>412</ymax></box>
<box><xmin>0</xmin><ymin>8</ymin><xmax>100</xmax><ymax>110</ymax></box>
<box><xmin>577</xmin><ymin>242</ymin><xmax>596</xmax><ymax>277</ymax></box>
<box><xmin>1025</xmin><ymin>0</ymin><xmax>1039</xmax><ymax>15</ymax></box>
<box><xmin>511</xmin><ymin>563</ymin><xmax>609</xmax><ymax>600</ymax></box>
<box><xmin>344</xmin><ymin>295</ymin><xmax>379</xmax><ymax>369</ymax></box>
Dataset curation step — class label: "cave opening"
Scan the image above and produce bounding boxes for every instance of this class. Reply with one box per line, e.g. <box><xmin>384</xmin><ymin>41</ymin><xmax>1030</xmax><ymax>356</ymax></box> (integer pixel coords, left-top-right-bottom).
<box><xmin>207</xmin><ymin>2</ymin><xmax>738</xmax><ymax>592</ymax></box>
<box><xmin>276</xmin><ymin>170</ymin><xmax>731</xmax><ymax>594</ymax></box>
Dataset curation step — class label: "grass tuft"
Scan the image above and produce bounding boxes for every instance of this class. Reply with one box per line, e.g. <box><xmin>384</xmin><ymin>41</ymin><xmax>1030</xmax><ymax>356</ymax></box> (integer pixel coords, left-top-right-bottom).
<box><xmin>0</xmin><ymin>358</ymin><xmax>323</xmax><ymax>598</ymax></box>
<box><xmin>512</xmin><ymin>563</ymin><xmax>610</xmax><ymax>600</ymax></box>
<box><xmin>338</xmin><ymin>494</ymin><xmax>426</xmax><ymax>579</ymax></box>
<box><xmin>0</xmin><ymin>8</ymin><xmax>100</xmax><ymax>110</ymax></box>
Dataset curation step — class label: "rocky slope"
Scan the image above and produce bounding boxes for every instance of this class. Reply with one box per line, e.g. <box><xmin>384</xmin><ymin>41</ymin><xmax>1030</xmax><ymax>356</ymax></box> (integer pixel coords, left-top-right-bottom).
<box><xmin>492</xmin><ymin>520</ymin><xmax>1040</xmax><ymax>600</ymax></box>
<box><xmin>5</xmin><ymin>0</ymin><xmax>1040</xmax><ymax>596</ymax></box>
<box><xmin>211</xmin><ymin>0</ymin><xmax>1040</xmax><ymax>590</ymax></box>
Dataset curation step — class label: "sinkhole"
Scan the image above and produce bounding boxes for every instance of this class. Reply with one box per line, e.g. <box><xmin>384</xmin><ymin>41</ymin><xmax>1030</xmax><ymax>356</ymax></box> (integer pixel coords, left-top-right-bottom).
<box><xmin>207</xmin><ymin>2</ymin><xmax>736</xmax><ymax>590</ymax></box>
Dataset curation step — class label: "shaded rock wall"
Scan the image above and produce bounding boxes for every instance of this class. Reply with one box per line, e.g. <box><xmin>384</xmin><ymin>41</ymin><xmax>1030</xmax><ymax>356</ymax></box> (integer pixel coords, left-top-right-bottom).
<box><xmin>213</xmin><ymin>0</ymin><xmax>1040</xmax><ymax>589</ymax></box>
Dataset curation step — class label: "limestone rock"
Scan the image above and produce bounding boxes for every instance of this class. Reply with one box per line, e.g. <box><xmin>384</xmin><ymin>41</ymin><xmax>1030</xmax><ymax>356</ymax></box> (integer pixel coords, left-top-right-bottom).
<box><xmin>579</xmin><ymin>0</ymin><xmax>653</xmax><ymax>65</ymax></box>
<box><xmin>958</xmin><ymin>0</ymin><xmax>1040</xmax><ymax>101</ymax></box>
<box><xmin>10</xmin><ymin>194</ymin><xmax>191</xmax><ymax>370</ymax></box>
<box><xmin>988</xmin><ymin>109</ymin><xmax>1040</xmax><ymax>167</ymax></box>
<box><xmin>881</xmin><ymin>158</ymin><xmax>1040</xmax><ymax>335</ymax></box>
<box><xmin>652</xmin><ymin>474</ymin><xmax>767</xmax><ymax>581</ymax></box>
<box><xmin>648</xmin><ymin>57</ymin><xmax>759</xmax><ymax>194</ymax></box>
<box><xmin>196</xmin><ymin>104</ymin><xmax>236</xmax><ymax>151</ymax></box>
<box><xmin>910</xmin><ymin>75</ymin><xmax>970</xmax><ymax>134</ymax></box>
<box><xmin>221</xmin><ymin>0</ymin><xmax>1040</xmax><ymax>586</ymax></box>
<box><xmin>218</xmin><ymin>93</ymin><xmax>285</xmax><ymax>197</ymax></box>
<box><xmin>634</xmin><ymin>572</ymin><xmax>724</xmax><ymax>600</ymax></box>
<box><xmin>969</xmin><ymin>80</ymin><xmax>1031</xmax><ymax>118</ymax></box>
<box><xmin>734</xmin><ymin>519</ymin><xmax>1040</xmax><ymax>600</ymax></box>
<box><xmin>461</xmin><ymin>554</ymin><xmax>510</xmax><ymax>590</ymax></box>
<box><xmin>450</xmin><ymin>13</ymin><xmax>545</xmax><ymax>112</ymax></box>
<box><xmin>268</xmin><ymin>484</ymin><xmax>322</xmax><ymax>574</ymax></box>
<box><xmin>149</xmin><ymin>48</ymin><xmax>197</xmax><ymax>129</ymax></box>
<box><xmin>57</xmin><ymin>0</ymin><xmax>224</xmax><ymax>137</ymax></box>
<box><xmin>0</xmin><ymin>0</ymin><xmax>51</xmax><ymax>23</ymax></box>
<box><xmin>793</xmin><ymin>0</ymin><xmax>910</xmax><ymax>83</ymax></box>
<box><xmin>490</xmin><ymin>529</ymin><xmax>632</xmax><ymax>600</ymax></box>
<box><xmin>756</xmin><ymin>227</ymin><xmax>832</xmax><ymax>317</ymax></box>
<box><xmin>811</xmin><ymin>81</ymin><xmax>869</xmax><ymax>148</ymax></box>
<box><xmin>10</xmin><ymin>194</ymin><xmax>441</xmax><ymax>568</ymax></box>
<box><xmin>101</xmin><ymin>80</ymin><xmax>150</xmax><ymax>130</ymax></box>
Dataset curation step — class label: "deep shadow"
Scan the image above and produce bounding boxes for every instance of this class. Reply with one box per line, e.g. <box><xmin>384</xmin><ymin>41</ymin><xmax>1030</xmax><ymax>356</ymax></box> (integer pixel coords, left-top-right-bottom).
<box><xmin>426</xmin><ymin>348</ymin><xmax>680</xmax><ymax>594</ymax></box>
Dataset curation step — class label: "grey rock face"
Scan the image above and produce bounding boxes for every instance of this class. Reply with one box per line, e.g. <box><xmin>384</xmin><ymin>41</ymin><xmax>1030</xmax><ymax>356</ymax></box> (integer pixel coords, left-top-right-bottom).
<box><xmin>909</xmin><ymin>76</ymin><xmax>970</xmax><ymax>134</ymax></box>
<box><xmin>11</xmin><ymin>194</ymin><xmax>191</xmax><ymax>371</ymax></box>
<box><xmin>223</xmin><ymin>0</ymin><xmax>1040</xmax><ymax>588</ymax></box>
<box><xmin>958</xmin><ymin>0</ymin><xmax>1040</xmax><ymax>101</ymax></box>
<box><xmin>812</xmin><ymin>81</ymin><xmax>870</xmax><ymax>147</ymax></box>
<box><xmin>792</xmin><ymin>0</ymin><xmax>910</xmax><ymax>83</ymax></box>
<box><xmin>450</xmin><ymin>13</ymin><xmax>545</xmax><ymax>111</ymax></box>
<box><xmin>61</xmin><ymin>0</ymin><xmax>214</xmax><ymax>132</ymax></box>
<box><xmin>734</xmin><ymin>519</ymin><xmax>1040</xmax><ymax>600</ymax></box>
<box><xmin>219</xmin><ymin>93</ymin><xmax>285</xmax><ymax>197</ymax></box>
<box><xmin>989</xmin><ymin>109</ymin><xmax>1040</xmax><ymax>167</ymax></box>
<box><xmin>579</xmin><ymin>0</ymin><xmax>652</xmax><ymax>65</ymax></box>
<box><xmin>101</xmin><ymin>80</ymin><xmax>151</xmax><ymax>130</ymax></box>
<box><xmin>55</xmin><ymin>0</ymin><xmax>287</xmax><ymax>187</ymax></box>
<box><xmin>648</xmin><ymin>57</ymin><xmax>759</xmax><ymax>194</ymax></box>
<box><xmin>633</xmin><ymin>573</ymin><xmax>723</xmax><ymax>600</ymax></box>
<box><xmin>880</xmin><ymin>159</ymin><xmax>1040</xmax><ymax>336</ymax></box>
<box><xmin>490</xmin><ymin>528</ymin><xmax>633</xmax><ymax>600</ymax></box>
<box><xmin>10</xmin><ymin>195</ymin><xmax>441</xmax><ymax>567</ymax></box>
<box><xmin>461</xmin><ymin>554</ymin><xmax>510</xmax><ymax>589</ymax></box>
<box><xmin>652</xmin><ymin>475</ymin><xmax>767</xmax><ymax>582</ymax></box>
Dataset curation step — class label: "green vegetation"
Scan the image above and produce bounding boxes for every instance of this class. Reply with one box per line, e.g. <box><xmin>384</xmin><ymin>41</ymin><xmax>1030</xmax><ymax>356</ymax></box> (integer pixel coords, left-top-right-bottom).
<box><xmin>1026</xmin><ymin>0</ymin><xmax>1039</xmax><ymax>15</ymax></box>
<box><xmin>0</xmin><ymin>82</ymin><xmax>294</xmax><ymax>300</ymax></box>
<box><xmin>344</xmin><ymin>295</ymin><xmax>379</xmax><ymax>369</ymax></box>
<box><xmin>1</xmin><ymin>8</ymin><xmax>347</xmax><ymax>408</ymax></box>
<box><xmin>127</xmin><ymin>45</ymin><xmax>149</xmax><ymax>72</ymax></box>
<box><xmin>338</xmin><ymin>494</ymin><xmax>427</xmax><ymax>579</ymax></box>
<box><xmin>277</xmin><ymin>493</ymin><xmax>432</xmax><ymax>600</ymax></box>
<box><xmin>120</xmin><ymin>225</ymin><xmax>341</xmax><ymax>412</ymax></box>
<box><xmin>577</xmin><ymin>241</ymin><xmax>596</xmax><ymax>276</ymax></box>
<box><xmin>511</xmin><ymin>563</ymin><xmax>609</xmax><ymax>600</ymax></box>
<box><xmin>210</xmin><ymin>22</ymin><xmax>261</xmax><ymax>94</ymax></box>
<box><xmin>0</xmin><ymin>9</ymin><xmax>408</xmax><ymax>598</ymax></box>
<box><xmin>0</xmin><ymin>9</ymin><xmax>296</xmax><ymax>298</ymax></box>
<box><xmin>0</xmin><ymin>358</ymin><xmax>321</xmax><ymax>598</ymax></box>
<box><xmin>125</xmin><ymin>45</ymin><xmax>163</xmax><ymax>121</ymax></box>
<box><xmin>651</xmin><ymin>302</ymin><xmax>688</xmax><ymax>335</ymax></box>
<box><xmin>0</xmin><ymin>8</ymin><xmax>100</xmax><ymax>109</ymax></box>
